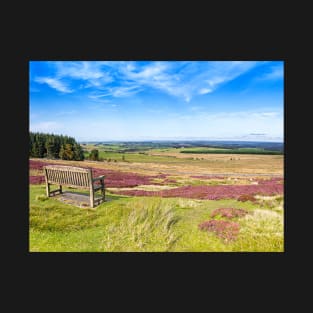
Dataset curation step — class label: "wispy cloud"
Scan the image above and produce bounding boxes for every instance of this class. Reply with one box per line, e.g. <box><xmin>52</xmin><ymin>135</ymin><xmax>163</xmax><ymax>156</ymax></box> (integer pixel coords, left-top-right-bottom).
<box><xmin>102</xmin><ymin>85</ymin><xmax>142</xmax><ymax>97</ymax></box>
<box><xmin>260</xmin><ymin>64</ymin><xmax>284</xmax><ymax>80</ymax></box>
<box><xmin>32</xmin><ymin>61</ymin><xmax>263</xmax><ymax>101</ymax></box>
<box><xmin>34</xmin><ymin>77</ymin><xmax>73</xmax><ymax>93</ymax></box>
<box><xmin>115</xmin><ymin>61</ymin><xmax>261</xmax><ymax>102</ymax></box>
<box><xmin>55</xmin><ymin>61</ymin><xmax>112</xmax><ymax>87</ymax></box>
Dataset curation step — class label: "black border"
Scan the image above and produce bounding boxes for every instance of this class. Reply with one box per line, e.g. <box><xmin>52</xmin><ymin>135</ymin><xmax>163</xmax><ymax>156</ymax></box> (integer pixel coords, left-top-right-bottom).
<box><xmin>7</xmin><ymin>13</ymin><xmax>300</xmax><ymax>290</ymax></box>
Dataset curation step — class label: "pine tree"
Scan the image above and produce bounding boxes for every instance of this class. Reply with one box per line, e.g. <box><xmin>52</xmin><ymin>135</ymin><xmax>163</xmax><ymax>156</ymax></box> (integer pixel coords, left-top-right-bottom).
<box><xmin>46</xmin><ymin>136</ymin><xmax>57</xmax><ymax>158</ymax></box>
<box><xmin>59</xmin><ymin>144</ymin><xmax>74</xmax><ymax>160</ymax></box>
<box><xmin>73</xmin><ymin>143</ymin><xmax>84</xmax><ymax>161</ymax></box>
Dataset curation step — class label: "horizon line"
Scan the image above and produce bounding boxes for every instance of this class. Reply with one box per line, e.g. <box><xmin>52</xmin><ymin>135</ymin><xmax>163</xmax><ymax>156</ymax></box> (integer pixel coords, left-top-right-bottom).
<box><xmin>78</xmin><ymin>139</ymin><xmax>284</xmax><ymax>143</ymax></box>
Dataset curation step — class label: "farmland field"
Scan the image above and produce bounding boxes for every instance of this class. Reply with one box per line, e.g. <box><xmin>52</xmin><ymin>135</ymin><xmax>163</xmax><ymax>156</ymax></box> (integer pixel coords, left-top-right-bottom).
<box><xmin>29</xmin><ymin>142</ymin><xmax>284</xmax><ymax>252</ymax></box>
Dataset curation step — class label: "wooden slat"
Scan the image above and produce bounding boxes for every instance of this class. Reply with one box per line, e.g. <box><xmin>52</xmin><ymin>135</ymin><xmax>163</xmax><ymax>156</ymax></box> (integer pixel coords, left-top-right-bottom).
<box><xmin>74</xmin><ymin>171</ymin><xmax>79</xmax><ymax>186</ymax></box>
<box><xmin>72</xmin><ymin>171</ymin><xmax>76</xmax><ymax>185</ymax></box>
<box><xmin>79</xmin><ymin>173</ymin><xmax>82</xmax><ymax>186</ymax></box>
<box><xmin>66</xmin><ymin>171</ymin><xmax>70</xmax><ymax>185</ymax></box>
<box><xmin>58</xmin><ymin>171</ymin><xmax>63</xmax><ymax>184</ymax></box>
<box><xmin>56</xmin><ymin>169</ymin><xmax>60</xmax><ymax>184</ymax></box>
<box><xmin>85</xmin><ymin>172</ymin><xmax>89</xmax><ymax>187</ymax></box>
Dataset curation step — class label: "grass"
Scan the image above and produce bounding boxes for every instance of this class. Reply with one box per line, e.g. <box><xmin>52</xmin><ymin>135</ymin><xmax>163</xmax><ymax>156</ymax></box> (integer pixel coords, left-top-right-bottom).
<box><xmin>29</xmin><ymin>184</ymin><xmax>284</xmax><ymax>252</ymax></box>
<box><xmin>180</xmin><ymin>147</ymin><xmax>282</xmax><ymax>155</ymax></box>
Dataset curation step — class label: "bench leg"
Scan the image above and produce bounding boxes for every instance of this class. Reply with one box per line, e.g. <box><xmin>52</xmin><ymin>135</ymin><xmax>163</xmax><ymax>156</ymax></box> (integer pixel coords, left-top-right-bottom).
<box><xmin>102</xmin><ymin>182</ymin><xmax>105</xmax><ymax>202</ymax></box>
<box><xmin>46</xmin><ymin>183</ymin><xmax>51</xmax><ymax>197</ymax></box>
<box><xmin>59</xmin><ymin>185</ymin><xmax>62</xmax><ymax>194</ymax></box>
<box><xmin>90</xmin><ymin>188</ymin><xmax>95</xmax><ymax>208</ymax></box>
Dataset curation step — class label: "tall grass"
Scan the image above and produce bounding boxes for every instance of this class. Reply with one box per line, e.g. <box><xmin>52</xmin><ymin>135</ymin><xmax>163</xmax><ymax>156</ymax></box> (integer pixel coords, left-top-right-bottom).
<box><xmin>103</xmin><ymin>198</ymin><xmax>180</xmax><ymax>252</ymax></box>
<box><xmin>231</xmin><ymin>209</ymin><xmax>284</xmax><ymax>252</ymax></box>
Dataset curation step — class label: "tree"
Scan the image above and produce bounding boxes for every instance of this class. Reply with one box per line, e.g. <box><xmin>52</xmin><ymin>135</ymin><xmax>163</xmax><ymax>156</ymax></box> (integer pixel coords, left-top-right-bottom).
<box><xmin>36</xmin><ymin>134</ymin><xmax>46</xmax><ymax>157</ymax></box>
<box><xmin>59</xmin><ymin>144</ymin><xmax>74</xmax><ymax>160</ymax></box>
<box><xmin>89</xmin><ymin>149</ymin><xmax>99</xmax><ymax>161</ymax></box>
<box><xmin>73</xmin><ymin>143</ymin><xmax>84</xmax><ymax>161</ymax></box>
<box><xmin>45</xmin><ymin>136</ymin><xmax>58</xmax><ymax>159</ymax></box>
<box><xmin>32</xmin><ymin>141</ymin><xmax>40</xmax><ymax>157</ymax></box>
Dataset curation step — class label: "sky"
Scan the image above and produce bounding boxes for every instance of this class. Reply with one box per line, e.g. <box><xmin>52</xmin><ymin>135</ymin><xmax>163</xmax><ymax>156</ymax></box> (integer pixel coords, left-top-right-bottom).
<box><xmin>29</xmin><ymin>61</ymin><xmax>284</xmax><ymax>142</ymax></box>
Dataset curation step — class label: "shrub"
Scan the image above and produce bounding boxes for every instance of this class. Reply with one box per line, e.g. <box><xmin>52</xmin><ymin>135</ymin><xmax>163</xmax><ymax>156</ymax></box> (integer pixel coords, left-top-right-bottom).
<box><xmin>237</xmin><ymin>194</ymin><xmax>256</xmax><ymax>202</ymax></box>
<box><xmin>89</xmin><ymin>149</ymin><xmax>99</xmax><ymax>161</ymax></box>
<box><xmin>198</xmin><ymin>220</ymin><xmax>240</xmax><ymax>242</ymax></box>
<box><xmin>210</xmin><ymin>208</ymin><xmax>249</xmax><ymax>219</ymax></box>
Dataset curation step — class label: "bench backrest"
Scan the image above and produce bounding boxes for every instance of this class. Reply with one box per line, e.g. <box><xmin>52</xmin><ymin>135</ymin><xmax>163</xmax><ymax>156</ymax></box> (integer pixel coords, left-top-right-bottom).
<box><xmin>44</xmin><ymin>165</ymin><xmax>92</xmax><ymax>188</ymax></box>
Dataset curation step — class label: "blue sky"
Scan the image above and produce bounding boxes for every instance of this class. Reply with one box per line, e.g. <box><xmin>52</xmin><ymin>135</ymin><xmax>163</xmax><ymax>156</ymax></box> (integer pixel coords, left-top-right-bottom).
<box><xmin>29</xmin><ymin>61</ymin><xmax>284</xmax><ymax>142</ymax></box>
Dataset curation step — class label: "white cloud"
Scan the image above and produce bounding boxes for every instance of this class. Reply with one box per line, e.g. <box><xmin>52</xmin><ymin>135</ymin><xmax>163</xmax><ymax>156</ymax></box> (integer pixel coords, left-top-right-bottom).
<box><xmin>198</xmin><ymin>88</ymin><xmax>212</xmax><ymax>95</ymax></box>
<box><xmin>34</xmin><ymin>77</ymin><xmax>73</xmax><ymax>93</ymax></box>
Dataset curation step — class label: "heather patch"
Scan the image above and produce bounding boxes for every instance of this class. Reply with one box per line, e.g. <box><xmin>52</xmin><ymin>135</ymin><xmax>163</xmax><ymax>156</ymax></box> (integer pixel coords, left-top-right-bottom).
<box><xmin>30</xmin><ymin>176</ymin><xmax>45</xmax><ymax>184</ymax></box>
<box><xmin>29</xmin><ymin>159</ymin><xmax>169</xmax><ymax>188</ymax></box>
<box><xmin>210</xmin><ymin>208</ymin><xmax>249</xmax><ymax>219</ymax></box>
<box><xmin>108</xmin><ymin>185</ymin><xmax>178</xmax><ymax>192</ymax></box>
<box><xmin>237</xmin><ymin>194</ymin><xmax>257</xmax><ymax>202</ymax></box>
<box><xmin>198</xmin><ymin>220</ymin><xmax>240</xmax><ymax>242</ymax></box>
<box><xmin>112</xmin><ymin>182</ymin><xmax>283</xmax><ymax>200</ymax></box>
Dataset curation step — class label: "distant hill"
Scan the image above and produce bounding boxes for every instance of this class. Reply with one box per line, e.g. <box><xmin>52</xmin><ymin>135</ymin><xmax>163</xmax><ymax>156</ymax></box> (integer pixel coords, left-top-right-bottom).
<box><xmin>79</xmin><ymin>140</ymin><xmax>284</xmax><ymax>153</ymax></box>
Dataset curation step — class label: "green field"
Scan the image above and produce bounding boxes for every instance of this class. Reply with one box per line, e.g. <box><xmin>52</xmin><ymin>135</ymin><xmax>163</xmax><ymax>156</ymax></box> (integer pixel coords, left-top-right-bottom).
<box><xmin>180</xmin><ymin>147</ymin><xmax>283</xmax><ymax>155</ymax></box>
<box><xmin>82</xmin><ymin>143</ymin><xmax>283</xmax><ymax>165</ymax></box>
<box><xmin>83</xmin><ymin>149</ymin><xmax>194</xmax><ymax>163</ymax></box>
<box><xmin>29</xmin><ymin>185</ymin><xmax>284</xmax><ymax>252</ymax></box>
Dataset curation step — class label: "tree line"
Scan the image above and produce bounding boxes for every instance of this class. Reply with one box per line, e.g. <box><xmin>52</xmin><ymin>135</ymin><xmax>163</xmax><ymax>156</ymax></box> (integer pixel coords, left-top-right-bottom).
<box><xmin>29</xmin><ymin>132</ymin><xmax>84</xmax><ymax>160</ymax></box>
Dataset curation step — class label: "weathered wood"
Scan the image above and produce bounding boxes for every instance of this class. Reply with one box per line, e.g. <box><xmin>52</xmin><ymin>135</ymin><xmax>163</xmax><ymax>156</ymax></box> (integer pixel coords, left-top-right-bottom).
<box><xmin>88</xmin><ymin>169</ymin><xmax>94</xmax><ymax>208</ymax></box>
<box><xmin>43</xmin><ymin>165</ymin><xmax>105</xmax><ymax>208</ymax></box>
<box><xmin>44</xmin><ymin>168</ymin><xmax>50</xmax><ymax>197</ymax></box>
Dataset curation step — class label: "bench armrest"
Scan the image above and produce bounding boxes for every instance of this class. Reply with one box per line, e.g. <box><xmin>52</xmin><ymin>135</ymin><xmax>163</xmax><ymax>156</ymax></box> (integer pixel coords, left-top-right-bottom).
<box><xmin>93</xmin><ymin>175</ymin><xmax>105</xmax><ymax>182</ymax></box>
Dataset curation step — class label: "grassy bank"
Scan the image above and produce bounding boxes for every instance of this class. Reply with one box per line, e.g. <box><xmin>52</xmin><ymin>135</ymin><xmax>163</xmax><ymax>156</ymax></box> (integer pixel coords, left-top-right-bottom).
<box><xmin>29</xmin><ymin>185</ymin><xmax>284</xmax><ymax>252</ymax></box>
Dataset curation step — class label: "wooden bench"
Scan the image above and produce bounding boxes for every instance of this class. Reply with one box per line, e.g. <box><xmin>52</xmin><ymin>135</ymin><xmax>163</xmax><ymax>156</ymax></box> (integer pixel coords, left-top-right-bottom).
<box><xmin>43</xmin><ymin>165</ymin><xmax>105</xmax><ymax>208</ymax></box>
